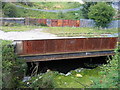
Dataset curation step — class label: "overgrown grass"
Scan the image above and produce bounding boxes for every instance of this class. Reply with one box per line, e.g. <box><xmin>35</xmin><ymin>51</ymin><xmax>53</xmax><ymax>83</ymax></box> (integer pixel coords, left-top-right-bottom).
<box><xmin>16</xmin><ymin>7</ymin><xmax>83</xmax><ymax>19</ymax></box>
<box><xmin>42</xmin><ymin>27</ymin><xmax>118</xmax><ymax>37</ymax></box>
<box><xmin>90</xmin><ymin>47</ymin><xmax>119</xmax><ymax>88</ymax></box>
<box><xmin>21</xmin><ymin>67</ymin><xmax>101</xmax><ymax>88</ymax></box>
<box><xmin>0</xmin><ymin>25</ymin><xmax>41</xmax><ymax>32</ymax></box>
<box><xmin>15</xmin><ymin>2</ymin><xmax>81</xmax><ymax>10</ymax></box>
<box><xmin>3</xmin><ymin>2</ymin><xmax>83</xmax><ymax>19</ymax></box>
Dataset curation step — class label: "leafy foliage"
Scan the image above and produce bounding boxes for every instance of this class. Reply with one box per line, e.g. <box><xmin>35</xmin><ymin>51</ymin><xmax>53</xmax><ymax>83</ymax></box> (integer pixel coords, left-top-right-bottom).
<box><xmin>88</xmin><ymin>2</ymin><xmax>115</xmax><ymax>28</ymax></box>
<box><xmin>81</xmin><ymin>2</ymin><xmax>97</xmax><ymax>19</ymax></box>
<box><xmin>3</xmin><ymin>3</ymin><xmax>20</xmax><ymax>17</ymax></box>
<box><xmin>21</xmin><ymin>71</ymin><xmax>57</xmax><ymax>88</ymax></box>
<box><xmin>2</xmin><ymin>40</ymin><xmax>27</xmax><ymax>88</ymax></box>
<box><xmin>90</xmin><ymin>47</ymin><xmax>119</xmax><ymax>88</ymax></box>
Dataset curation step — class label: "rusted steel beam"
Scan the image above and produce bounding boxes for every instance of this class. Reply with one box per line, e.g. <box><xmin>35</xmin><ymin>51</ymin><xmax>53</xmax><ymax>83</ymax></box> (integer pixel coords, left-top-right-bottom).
<box><xmin>15</xmin><ymin>37</ymin><xmax>118</xmax><ymax>56</ymax></box>
<box><xmin>14</xmin><ymin>37</ymin><xmax>118</xmax><ymax>62</ymax></box>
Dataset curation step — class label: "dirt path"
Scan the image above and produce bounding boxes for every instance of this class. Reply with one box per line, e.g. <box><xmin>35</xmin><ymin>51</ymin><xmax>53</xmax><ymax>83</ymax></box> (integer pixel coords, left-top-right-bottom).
<box><xmin>0</xmin><ymin>28</ymin><xmax>57</xmax><ymax>41</ymax></box>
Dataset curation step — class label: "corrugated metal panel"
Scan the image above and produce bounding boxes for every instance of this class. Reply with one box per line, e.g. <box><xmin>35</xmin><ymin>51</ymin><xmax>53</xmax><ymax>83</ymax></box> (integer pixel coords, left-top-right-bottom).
<box><xmin>38</xmin><ymin>19</ymin><xmax>46</xmax><ymax>24</ymax></box>
<box><xmin>76</xmin><ymin>20</ymin><xmax>80</xmax><ymax>27</ymax></box>
<box><xmin>46</xmin><ymin>19</ymin><xmax>51</xmax><ymax>26</ymax></box>
<box><xmin>51</xmin><ymin>19</ymin><xmax>58</xmax><ymax>27</ymax></box>
<box><xmin>63</xmin><ymin>20</ymin><xmax>69</xmax><ymax>27</ymax></box>
<box><xmin>69</xmin><ymin>20</ymin><xmax>75</xmax><ymax>27</ymax></box>
<box><xmin>57</xmin><ymin>19</ymin><xmax>63</xmax><ymax>27</ymax></box>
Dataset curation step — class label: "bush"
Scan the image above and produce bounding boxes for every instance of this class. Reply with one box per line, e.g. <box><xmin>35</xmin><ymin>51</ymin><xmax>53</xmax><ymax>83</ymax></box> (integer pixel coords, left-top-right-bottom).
<box><xmin>2</xmin><ymin>40</ymin><xmax>27</xmax><ymax>88</ymax></box>
<box><xmin>90</xmin><ymin>47</ymin><xmax>119</xmax><ymax>88</ymax></box>
<box><xmin>88</xmin><ymin>2</ymin><xmax>115</xmax><ymax>28</ymax></box>
<box><xmin>22</xmin><ymin>71</ymin><xmax>56</xmax><ymax>88</ymax></box>
<box><xmin>3</xmin><ymin>3</ymin><xmax>19</xmax><ymax>17</ymax></box>
<box><xmin>81</xmin><ymin>2</ymin><xmax>97</xmax><ymax>19</ymax></box>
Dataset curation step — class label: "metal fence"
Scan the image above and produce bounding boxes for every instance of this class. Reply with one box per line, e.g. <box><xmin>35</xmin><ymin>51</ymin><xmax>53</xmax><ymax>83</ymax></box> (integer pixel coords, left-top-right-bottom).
<box><xmin>79</xmin><ymin>19</ymin><xmax>120</xmax><ymax>28</ymax></box>
<box><xmin>1</xmin><ymin>18</ymin><xmax>25</xmax><ymax>25</ymax></box>
<box><xmin>1</xmin><ymin>18</ymin><xmax>120</xmax><ymax>28</ymax></box>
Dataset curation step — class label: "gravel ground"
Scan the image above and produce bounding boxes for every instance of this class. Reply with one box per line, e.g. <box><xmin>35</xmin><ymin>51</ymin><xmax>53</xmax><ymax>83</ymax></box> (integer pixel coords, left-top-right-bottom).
<box><xmin>0</xmin><ymin>29</ymin><xmax>57</xmax><ymax>41</ymax></box>
<box><xmin>0</xmin><ymin>28</ymin><xmax>118</xmax><ymax>41</ymax></box>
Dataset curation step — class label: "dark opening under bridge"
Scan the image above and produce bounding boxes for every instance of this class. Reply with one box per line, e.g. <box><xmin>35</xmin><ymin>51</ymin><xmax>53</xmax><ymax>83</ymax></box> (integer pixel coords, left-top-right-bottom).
<box><xmin>14</xmin><ymin>37</ymin><xmax>118</xmax><ymax>62</ymax></box>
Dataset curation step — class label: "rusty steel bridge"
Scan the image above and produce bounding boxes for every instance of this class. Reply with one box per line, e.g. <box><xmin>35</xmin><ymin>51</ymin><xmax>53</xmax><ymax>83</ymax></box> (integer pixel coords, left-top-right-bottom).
<box><xmin>14</xmin><ymin>37</ymin><xmax>118</xmax><ymax>62</ymax></box>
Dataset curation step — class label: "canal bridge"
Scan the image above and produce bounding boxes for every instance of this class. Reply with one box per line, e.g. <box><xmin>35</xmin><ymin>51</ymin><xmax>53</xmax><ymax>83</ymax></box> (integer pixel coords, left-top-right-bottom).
<box><xmin>14</xmin><ymin>37</ymin><xmax>118</xmax><ymax>62</ymax></box>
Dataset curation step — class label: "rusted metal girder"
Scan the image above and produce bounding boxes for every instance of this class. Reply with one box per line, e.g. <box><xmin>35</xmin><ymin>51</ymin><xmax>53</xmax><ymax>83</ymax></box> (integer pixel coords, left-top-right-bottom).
<box><xmin>14</xmin><ymin>37</ymin><xmax>118</xmax><ymax>62</ymax></box>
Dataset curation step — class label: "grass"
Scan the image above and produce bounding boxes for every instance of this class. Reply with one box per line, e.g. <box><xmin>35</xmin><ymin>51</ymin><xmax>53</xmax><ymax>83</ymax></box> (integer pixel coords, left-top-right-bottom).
<box><xmin>1</xmin><ymin>26</ymin><xmax>118</xmax><ymax>37</ymax></box>
<box><xmin>25</xmin><ymin>67</ymin><xmax>101</xmax><ymax>88</ymax></box>
<box><xmin>5</xmin><ymin>2</ymin><xmax>83</xmax><ymax>20</ymax></box>
<box><xmin>0</xmin><ymin>25</ymin><xmax>41</xmax><ymax>32</ymax></box>
<box><xmin>16</xmin><ymin>7</ymin><xmax>83</xmax><ymax>20</ymax></box>
<box><xmin>16</xmin><ymin>2</ymin><xmax>82</xmax><ymax>10</ymax></box>
<box><xmin>41</xmin><ymin>27</ymin><xmax>118</xmax><ymax>37</ymax></box>
<box><xmin>54</xmin><ymin>67</ymin><xmax>101</xmax><ymax>88</ymax></box>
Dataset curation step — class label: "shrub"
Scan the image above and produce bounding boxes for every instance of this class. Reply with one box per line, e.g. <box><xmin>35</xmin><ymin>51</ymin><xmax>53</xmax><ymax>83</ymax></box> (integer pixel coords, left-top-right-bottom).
<box><xmin>22</xmin><ymin>71</ymin><xmax>56</xmax><ymax>88</ymax></box>
<box><xmin>2</xmin><ymin>40</ymin><xmax>27</xmax><ymax>88</ymax></box>
<box><xmin>3</xmin><ymin>3</ymin><xmax>19</xmax><ymax>17</ymax></box>
<box><xmin>88</xmin><ymin>2</ymin><xmax>115</xmax><ymax>28</ymax></box>
<box><xmin>81</xmin><ymin>2</ymin><xmax>97</xmax><ymax>19</ymax></box>
<box><xmin>90</xmin><ymin>47</ymin><xmax>119</xmax><ymax>88</ymax></box>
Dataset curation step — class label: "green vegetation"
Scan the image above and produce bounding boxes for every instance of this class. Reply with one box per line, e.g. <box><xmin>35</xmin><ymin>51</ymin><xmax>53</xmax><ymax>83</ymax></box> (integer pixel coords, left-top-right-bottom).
<box><xmin>3</xmin><ymin>3</ymin><xmax>20</xmax><ymax>17</ymax></box>
<box><xmin>2</xmin><ymin>40</ymin><xmax>27</xmax><ymax>88</ymax></box>
<box><xmin>16</xmin><ymin>2</ymin><xmax>81</xmax><ymax>10</ymax></box>
<box><xmin>1</xmin><ymin>1</ymin><xmax>119</xmax><ymax>89</ymax></box>
<box><xmin>0</xmin><ymin>25</ymin><xmax>41</xmax><ymax>32</ymax></box>
<box><xmin>81</xmin><ymin>2</ymin><xmax>97</xmax><ymax>19</ymax></box>
<box><xmin>90</xmin><ymin>47</ymin><xmax>119</xmax><ymax>88</ymax></box>
<box><xmin>18</xmin><ymin>47</ymin><xmax>119</xmax><ymax>88</ymax></box>
<box><xmin>19</xmin><ymin>66</ymin><xmax>101</xmax><ymax>88</ymax></box>
<box><xmin>1</xmin><ymin>38</ymin><xmax>119</xmax><ymax>88</ymax></box>
<box><xmin>88</xmin><ymin>2</ymin><xmax>115</xmax><ymax>28</ymax></box>
<box><xmin>42</xmin><ymin>27</ymin><xmax>118</xmax><ymax>37</ymax></box>
<box><xmin>2</xmin><ymin>2</ymin><xmax>83</xmax><ymax>19</ymax></box>
<box><xmin>15</xmin><ymin>7</ymin><xmax>83</xmax><ymax>19</ymax></box>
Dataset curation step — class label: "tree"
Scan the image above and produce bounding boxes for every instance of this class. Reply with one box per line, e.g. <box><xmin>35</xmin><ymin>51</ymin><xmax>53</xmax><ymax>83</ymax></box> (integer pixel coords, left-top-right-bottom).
<box><xmin>3</xmin><ymin>3</ymin><xmax>19</xmax><ymax>17</ymax></box>
<box><xmin>81</xmin><ymin>2</ymin><xmax>97</xmax><ymax>19</ymax></box>
<box><xmin>88</xmin><ymin>2</ymin><xmax>115</xmax><ymax>28</ymax></box>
